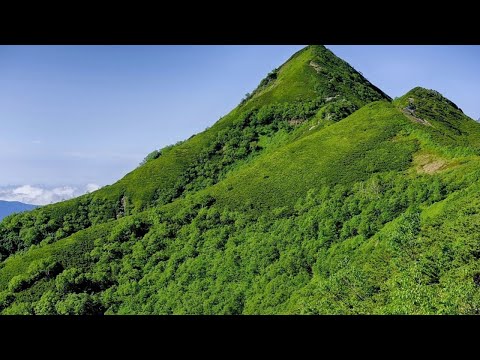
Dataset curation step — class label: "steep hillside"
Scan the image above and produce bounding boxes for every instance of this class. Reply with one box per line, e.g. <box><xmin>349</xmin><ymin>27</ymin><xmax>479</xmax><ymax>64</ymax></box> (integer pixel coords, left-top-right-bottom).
<box><xmin>394</xmin><ymin>87</ymin><xmax>480</xmax><ymax>151</ymax></box>
<box><xmin>1</xmin><ymin>46</ymin><xmax>480</xmax><ymax>315</ymax></box>
<box><xmin>91</xmin><ymin>45</ymin><xmax>388</xmax><ymax>211</ymax></box>
<box><xmin>0</xmin><ymin>45</ymin><xmax>389</xmax><ymax>261</ymax></box>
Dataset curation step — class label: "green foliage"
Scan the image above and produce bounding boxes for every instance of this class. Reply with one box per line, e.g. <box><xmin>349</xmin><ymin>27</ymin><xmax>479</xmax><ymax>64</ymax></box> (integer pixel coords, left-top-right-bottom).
<box><xmin>240</xmin><ymin>68</ymin><xmax>279</xmax><ymax>105</ymax></box>
<box><xmin>394</xmin><ymin>87</ymin><xmax>480</xmax><ymax>152</ymax></box>
<box><xmin>8</xmin><ymin>275</ymin><xmax>29</xmax><ymax>293</ymax></box>
<box><xmin>34</xmin><ymin>290</ymin><xmax>59</xmax><ymax>315</ymax></box>
<box><xmin>7</xmin><ymin>257</ymin><xmax>61</xmax><ymax>293</ymax></box>
<box><xmin>140</xmin><ymin>150</ymin><xmax>161</xmax><ymax>166</ymax></box>
<box><xmin>55</xmin><ymin>293</ymin><xmax>101</xmax><ymax>315</ymax></box>
<box><xmin>139</xmin><ymin>142</ymin><xmax>178</xmax><ymax>167</ymax></box>
<box><xmin>3</xmin><ymin>163</ymin><xmax>480</xmax><ymax>314</ymax></box>
<box><xmin>208</xmin><ymin>102</ymin><xmax>417</xmax><ymax>212</ymax></box>
<box><xmin>0</xmin><ymin>46</ymin><xmax>389</xmax><ymax>261</ymax></box>
<box><xmin>1</xmin><ymin>46</ymin><xmax>480</xmax><ymax>314</ymax></box>
<box><xmin>0</xmin><ymin>290</ymin><xmax>14</xmax><ymax>311</ymax></box>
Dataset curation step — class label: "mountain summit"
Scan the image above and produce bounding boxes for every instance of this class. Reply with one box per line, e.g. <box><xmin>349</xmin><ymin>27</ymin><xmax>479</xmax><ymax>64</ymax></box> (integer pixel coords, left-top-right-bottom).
<box><xmin>237</xmin><ymin>45</ymin><xmax>390</xmax><ymax>109</ymax></box>
<box><xmin>1</xmin><ymin>46</ymin><xmax>479</xmax><ymax>315</ymax></box>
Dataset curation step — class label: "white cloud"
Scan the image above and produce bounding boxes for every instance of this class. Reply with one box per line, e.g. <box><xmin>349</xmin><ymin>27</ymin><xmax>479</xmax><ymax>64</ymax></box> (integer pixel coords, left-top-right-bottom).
<box><xmin>0</xmin><ymin>184</ymin><xmax>101</xmax><ymax>206</ymax></box>
<box><xmin>86</xmin><ymin>183</ymin><xmax>101</xmax><ymax>193</ymax></box>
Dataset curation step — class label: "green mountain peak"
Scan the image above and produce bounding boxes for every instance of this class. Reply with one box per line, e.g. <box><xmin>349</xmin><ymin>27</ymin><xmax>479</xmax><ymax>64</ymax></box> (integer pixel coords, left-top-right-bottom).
<box><xmin>2</xmin><ymin>46</ymin><xmax>480</xmax><ymax>315</ymax></box>
<box><xmin>400</xmin><ymin>86</ymin><xmax>463</xmax><ymax>113</ymax></box>
<box><xmin>393</xmin><ymin>87</ymin><xmax>480</xmax><ymax>150</ymax></box>
<box><xmin>237</xmin><ymin>45</ymin><xmax>390</xmax><ymax>111</ymax></box>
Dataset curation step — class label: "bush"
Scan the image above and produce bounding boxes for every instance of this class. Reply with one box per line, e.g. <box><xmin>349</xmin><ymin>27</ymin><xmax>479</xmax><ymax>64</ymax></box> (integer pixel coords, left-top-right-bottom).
<box><xmin>55</xmin><ymin>293</ymin><xmax>101</xmax><ymax>315</ymax></box>
<box><xmin>8</xmin><ymin>275</ymin><xmax>30</xmax><ymax>293</ymax></box>
<box><xmin>34</xmin><ymin>290</ymin><xmax>60</xmax><ymax>315</ymax></box>
<box><xmin>0</xmin><ymin>291</ymin><xmax>14</xmax><ymax>311</ymax></box>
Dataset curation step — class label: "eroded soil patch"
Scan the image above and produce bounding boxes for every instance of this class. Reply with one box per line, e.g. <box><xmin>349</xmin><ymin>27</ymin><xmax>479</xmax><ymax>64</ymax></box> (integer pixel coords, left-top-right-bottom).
<box><xmin>414</xmin><ymin>153</ymin><xmax>449</xmax><ymax>174</ymax></box>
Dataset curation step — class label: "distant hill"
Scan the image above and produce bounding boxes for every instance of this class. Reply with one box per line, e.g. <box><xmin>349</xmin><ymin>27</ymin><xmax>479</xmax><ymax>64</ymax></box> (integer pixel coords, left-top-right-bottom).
<box><xmin>0</xmin><ymin>201</ymin><xmax>36</xmax><ymax>221</ymax></box>
<box><xmin>1</xmin><ymin>45</ymin><xmax>480</xmax><ymax>315</ymax></box>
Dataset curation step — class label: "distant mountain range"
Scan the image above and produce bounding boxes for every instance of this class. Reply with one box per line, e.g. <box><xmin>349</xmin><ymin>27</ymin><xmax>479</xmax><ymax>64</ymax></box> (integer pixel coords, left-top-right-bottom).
<box><xmin>0</xmin><ymin>201</ymin><xmax>36</xmax><ymax>221</ymax></box>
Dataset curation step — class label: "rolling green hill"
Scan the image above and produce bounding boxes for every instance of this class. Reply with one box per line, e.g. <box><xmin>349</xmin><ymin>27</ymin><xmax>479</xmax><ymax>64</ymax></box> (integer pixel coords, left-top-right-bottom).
<box><xmin>1</xmin><ymin>46</ymin><xmax>479</xmax><ymax>315</ymax></box>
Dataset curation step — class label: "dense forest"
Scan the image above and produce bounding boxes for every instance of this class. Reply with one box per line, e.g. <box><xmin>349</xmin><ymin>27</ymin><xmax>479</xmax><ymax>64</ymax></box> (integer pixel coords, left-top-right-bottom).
<box><xmin>1</xmin><ymin>45</ymin><xmax>479</xmax><ymax>314</ymax></box>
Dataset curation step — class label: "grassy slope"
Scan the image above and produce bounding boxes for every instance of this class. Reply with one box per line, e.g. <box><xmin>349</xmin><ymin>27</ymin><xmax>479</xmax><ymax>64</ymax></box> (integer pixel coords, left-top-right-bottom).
<box><xmin>95</xmin><ymin>44</ymin><xmax>390</xmax><ymax>211</ymax></box>
<box><xmin>67</xmin><ymin>45</ymin><xmax>333</xmax><ymax>212</ymax></box>
<box><xmin>0</xmin><ymin>45</ymin><xmax>390</xmax><ymax>261</ymax></box>
<box><xmin>170</xmin><ymin>90</ymin><xmax>480</xmax><ymax>214</ymax></box>
<box><xmin>2</xmin><ymin>47</ymin><xmax>480</xmax><ymax>314</ymax></box>
<box><xmin>1</xmin><ymin>47</ymin><xmax>320</xmax><ymax>226</ymax></box>
<box><xmin>0</xmin><ymin>44</ymin><xmax>397</xmax><ymax>311</ymax></box>
<box><xmin>394</xmin><ymin>87</ymin><xmax>480</xmax><ymax>151</ymax></box>
<box><xmin>208</xmin><ymin>101</ymin><xmax>416</xmax><ymax>211</ymax></box>
<box><xmin>3</xmin><ymin>89</ymin><xmax>480</xmax><ymax>314</ymax></box>
<box><xmin>124</xmin><ymin>97</ymin><xmax>480</xmax><ymax>314</ymax></box>
<box><xmin>1</xmin><ymin>102</ymin><xmax>408</xmax><ymax>291</ymax></box>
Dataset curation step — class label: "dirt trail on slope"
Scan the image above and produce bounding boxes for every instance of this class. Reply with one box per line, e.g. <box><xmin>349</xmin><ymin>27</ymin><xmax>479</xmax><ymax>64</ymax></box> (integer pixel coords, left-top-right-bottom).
<box><xmin>402</xmin><ymin>108</ymin><xmax>431</xmax><ymax>126</ymax></box>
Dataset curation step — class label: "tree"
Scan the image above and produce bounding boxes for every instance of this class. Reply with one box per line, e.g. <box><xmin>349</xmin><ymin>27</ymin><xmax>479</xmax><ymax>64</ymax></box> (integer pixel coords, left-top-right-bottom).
<box><xmin>34</xmin><ymin>290</ymin><xmax>59</xmax><ymax>315</ymax></box>
<box><xmin>139</xmin><ymin>149</ymin><xmax>161</xmax><ymax>166</ymax></box>
<box><xmin>55</xmin><ymin>293</ymin><xmax>100</xmax><ymax>315</ymax></box>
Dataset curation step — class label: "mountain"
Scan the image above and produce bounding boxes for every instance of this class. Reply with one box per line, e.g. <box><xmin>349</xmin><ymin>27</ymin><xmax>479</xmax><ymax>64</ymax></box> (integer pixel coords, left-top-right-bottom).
<box><xmin>0</xmin><ymin>201</ymin><xmax>36</xmax><ymax>221</ymax></box>
<box><xmin>1</xmin><ymin>45</ymin><xmax>480</xmax><ymax>315</ymax></box>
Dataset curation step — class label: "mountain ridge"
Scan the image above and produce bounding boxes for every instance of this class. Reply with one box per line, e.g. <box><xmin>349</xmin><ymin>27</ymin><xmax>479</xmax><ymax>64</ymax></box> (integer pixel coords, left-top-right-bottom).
<box><xmin>0</xmin><ymin>44</ymin><xmax>391</xmax><ymax>257</ymax></box>
<box><xmin>1</xmin><ymin>46</ymin><xmax>479</xmax><ymax>315</ymax></box>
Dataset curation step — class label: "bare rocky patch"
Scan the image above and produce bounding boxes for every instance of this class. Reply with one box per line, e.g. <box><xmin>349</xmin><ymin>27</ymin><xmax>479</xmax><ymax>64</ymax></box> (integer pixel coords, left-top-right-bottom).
<box><xmin>288</xmin><ymin>119</ymin><xmax>304</xmax><ymax>126</ymax></box>
<box><xmin>402</xmin><ymin>97</ymin><xmax>431</xmax><ymax>126</ymax></box>
<box><xmin>414</xmin><ymin>153</ymin><xmax>448</xmax><ymax>174</ymax></box>
<box><xmin>422</xmin><ymin>160</ymin><xmax>446</xmax><ymax>174</ymax></box>
<box><xmin>402</xmin><ymin>108</ymin><xmax>431</xmax><ymax>126</ymax></box>
<box><xmin>309</xmin><ymin>61</ymin><xmax>322</xmax><ymax>73</ymax></box>
<box><xmin>326</xmin><ymin>95</ymin><xmax>340</xmax><ymax>102</ymax></box>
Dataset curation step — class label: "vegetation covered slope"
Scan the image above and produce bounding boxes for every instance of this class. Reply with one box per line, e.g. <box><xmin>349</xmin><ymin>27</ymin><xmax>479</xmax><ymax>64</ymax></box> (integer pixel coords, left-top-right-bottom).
<box><xmin>1</xmin><ymin>46</ymin><xmax>480</xmax><ymax>315</ymax></box>
<box><xmin>0</xmin><ymin>45</ymin><xmax>388</xmax><ymax>261</ymax></box>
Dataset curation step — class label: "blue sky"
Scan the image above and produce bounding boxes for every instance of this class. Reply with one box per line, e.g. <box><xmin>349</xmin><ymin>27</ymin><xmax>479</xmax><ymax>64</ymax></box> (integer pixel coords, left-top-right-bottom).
<box><xmin>0</xmin><ymin>45</ymin><xmax>478</xmax><ymax>204</ymax></box>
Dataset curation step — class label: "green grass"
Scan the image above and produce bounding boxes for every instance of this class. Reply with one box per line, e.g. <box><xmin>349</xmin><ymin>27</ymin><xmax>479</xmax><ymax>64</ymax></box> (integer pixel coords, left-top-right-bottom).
<box><xmin>2</xmin><ymin>46</ymin><xmax>480</xmax><ymax>314</ymax></box>
<box><xmin>207</xmin><ymin>101</ymin><xmax>417</xmax><ymax>211</ymax></box>
<box><xmin>0</xmin><ymin>45</ymin><xmax>390</xmax><ymax>261</ymax></box>
<box><xmin>394</xmin><ymin>87</ymin><xmax>480</xmax><ymax>151</ymax></box>
<box><xmin>81</xmin><ymin>44</ymin><xmax>391</xmax><ymax>212</ymax></box>
<box><xmin>0</xmin><ymin>222</ymin><xmax>111</xmax><ymax>291</ymax></box>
